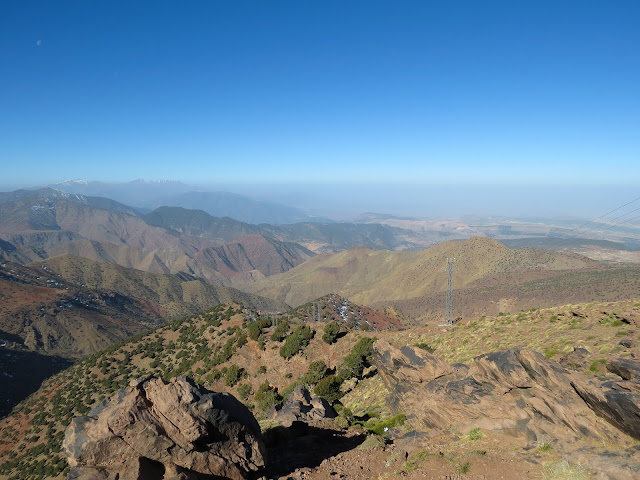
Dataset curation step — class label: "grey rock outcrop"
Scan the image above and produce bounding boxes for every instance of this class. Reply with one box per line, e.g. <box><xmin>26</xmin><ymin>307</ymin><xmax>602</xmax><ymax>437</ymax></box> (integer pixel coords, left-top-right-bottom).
<box><xmin>63</xmin><ymin>376</ymin><xmax>266</xmax><ymax>480</ymax></box>
<box><xmin>269</xmin><ymin>385</ymin><xmax>337</xmax><ymax>427</ymax></box>
<box><xmin>373</xmin><ymin>342</ymin><xmax>640</xmax><ymax>480</ymax></box>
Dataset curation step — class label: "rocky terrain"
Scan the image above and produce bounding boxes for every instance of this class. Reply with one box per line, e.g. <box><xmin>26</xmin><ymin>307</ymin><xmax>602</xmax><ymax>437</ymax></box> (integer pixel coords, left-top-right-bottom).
<box><xmin>0</xmin><ymin>299</ymin><xmax>638</xmax><ymax>479</ymax></box>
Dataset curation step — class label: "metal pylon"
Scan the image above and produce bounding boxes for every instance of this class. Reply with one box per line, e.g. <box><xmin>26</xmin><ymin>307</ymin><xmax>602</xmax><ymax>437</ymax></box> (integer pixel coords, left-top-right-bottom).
<box><xmin>445</xmin><ymin>257</ymin><xmax>456</xmax><ymax>325</ymax></box>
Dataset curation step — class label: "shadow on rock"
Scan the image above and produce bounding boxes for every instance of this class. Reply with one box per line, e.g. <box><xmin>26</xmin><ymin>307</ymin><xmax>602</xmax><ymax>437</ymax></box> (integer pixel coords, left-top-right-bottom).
<box><xmin>258</xmin><ymin>422</ymin><xmax>366</xmax><ymax>479</ymax></box>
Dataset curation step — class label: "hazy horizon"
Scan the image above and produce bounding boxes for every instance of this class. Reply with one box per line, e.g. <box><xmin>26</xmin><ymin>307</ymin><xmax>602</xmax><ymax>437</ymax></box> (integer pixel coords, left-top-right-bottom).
<box><xmin>1</xmin><ymin>2</ymin><xmax>638</xmax><ymax>223</ymax></box>
<box><xmin>2</xmin><ymin>178</ymin><xmax>639</xmax><ymax>222</ymax></box>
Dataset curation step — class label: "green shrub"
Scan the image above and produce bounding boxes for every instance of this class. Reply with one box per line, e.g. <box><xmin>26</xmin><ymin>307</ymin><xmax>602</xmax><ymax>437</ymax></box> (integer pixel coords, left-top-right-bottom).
<box><xmin>322</xmin><ymin>321</ymin><xmax>341</xmax><ymax>344</ymax></box>
<box><xmin>271</xmin><ymin>321</ymin><xmax>290</xmax><ymax>342</ymax></box>
<box><xmin>589</xmin><ymin>358</ymin><xmax>607</xmax><ymax>372</ymax></box>
<box><xmin>415</xmin><ymin>342</ymin><xmax>435</xmax><ymax>353</ymax></box>
<box><xmin>225</xmin><ymin>364</ymin><xmax>241</xmax><ymax>387</ymax></box>
<box><xmin>314</xmin><ymin>376</ymin><xmax>343</xmax><ymax>403</ymax></box>
<box><xmin>247</xmin><ymin>322</ymin><xmax>261</xmax><ymax>341</ymax></box>
<box><xmin>254</xmin><ymin>381</ymin><xmax>282</xmax><ymax>412</ymax></box>
<box><xmin>237</xmin><ymin>383</ymin><xmax>252</xmax><ymax>400</ymax></box>
<box><xmin>235</xmin><ymin>331</ymin><xmax>248</xmax><ymax>348</ymax></box>
<box><xmin>300</xmin><ymin>360</ymin><xmax>328</xmax><ymax>385</ymax></box>
<box><xmin>368</xmin><ymin>414</ymin><xmax>406</xmax><ymax>435</ymax></box>
<box><xmin>337</xmin><ymin>337</ymin><xmax>375</xmax><ymax>380</ymax></box>
<box><xmin>279</xmin><ymin>325</ymin><xmax>314</xmax><ymax>359</ymax></box>
<box><xmin>537</xmin><ymin>442</ymin><xmax>553</xmax><ymax>453</ymax></box>
<box><xmin>467</xmin><ymin>427</ymin><xmax>482</xmax><ymax>440</ymax></box>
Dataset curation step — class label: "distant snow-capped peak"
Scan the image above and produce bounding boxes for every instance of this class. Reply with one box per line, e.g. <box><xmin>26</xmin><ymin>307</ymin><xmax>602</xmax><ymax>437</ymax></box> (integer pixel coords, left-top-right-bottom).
<box><xmin>130</xmin><ymin>179</ymin><xmax>183</xmax><ymax>185</ymax></box>
<box><xmin>54</xmin><ymin>179</ymin><xmax>88</xmax><ymax>185</ymax></box>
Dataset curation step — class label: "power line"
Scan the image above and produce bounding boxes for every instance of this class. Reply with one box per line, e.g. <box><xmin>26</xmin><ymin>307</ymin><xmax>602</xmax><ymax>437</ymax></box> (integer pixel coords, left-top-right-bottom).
<box><xmin>565</xmin><ymin>194</ymin><xmax>640</xmax><ymax>236</ymax></box>
<box><xmin>597</xmin><ymin>214</ymin><xmax>640</xmax><ymax>234</ymax></box>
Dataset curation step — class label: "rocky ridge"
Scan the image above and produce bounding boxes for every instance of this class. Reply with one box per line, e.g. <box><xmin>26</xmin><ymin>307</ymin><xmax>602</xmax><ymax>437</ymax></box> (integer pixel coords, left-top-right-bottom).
<box><xmin>374</xmin><ymin>340</ymin><xmax>640</xmax><ymax>479</ymax></box>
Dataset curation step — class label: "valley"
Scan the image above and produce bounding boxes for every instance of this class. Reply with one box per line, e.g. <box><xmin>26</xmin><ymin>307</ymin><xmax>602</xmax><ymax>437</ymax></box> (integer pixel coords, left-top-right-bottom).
<box><xmin>0</xmin><ymin>186</ymin><xmax>639</xmax><ymax>479</ymax></box>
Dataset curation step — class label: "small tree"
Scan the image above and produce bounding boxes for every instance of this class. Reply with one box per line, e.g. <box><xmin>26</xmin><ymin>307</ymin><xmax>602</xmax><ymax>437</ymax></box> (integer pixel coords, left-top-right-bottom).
<box><xmin>271</xmin><ymin>320</ymin><xmax>290</xmax><ymax>342</ymax></box>
<box><xmin>322</xmin><ymin>321</ymin><xmax>341</xmax><ymax>344</ymax></box>
<box><xmin>280</xmin><ymin>325</ymin><xmax>314</xmax><ymax>359</ymax></box>
<box><xmin>254</xmin><ymin>381</ymin><xmax>282</xmax><ymax>411</ymax></box>
<box><xmin>337</xmin><ymin>337</ymin><xmax>375</xmax><ymax>381</ymax></box>
<box><xmin>300</xmin><ymin>360</ymin><xmax>328</xmax><ymax>385</ymax></box>
<box><xmin>237</xmin><ymin>383</ymin><xmax>252</xmax><ymax>401</ymax></box>
<box><xmin>225</xmin><ymin>364</ymin><xmax>241</xmax><ymax>387</ymax></box>
<box><xmin>314</xmin><ymin>375</ymin><xmax>343</xmax><ymax>402</ymax></box>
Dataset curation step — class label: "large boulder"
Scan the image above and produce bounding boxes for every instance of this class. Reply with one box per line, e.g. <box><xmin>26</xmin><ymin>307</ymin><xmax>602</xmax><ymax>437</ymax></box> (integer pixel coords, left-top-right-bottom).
<box><xmin>64</xmin><ymin>376</ymin><xmax>266</xmax><ymax>480</ymax></box>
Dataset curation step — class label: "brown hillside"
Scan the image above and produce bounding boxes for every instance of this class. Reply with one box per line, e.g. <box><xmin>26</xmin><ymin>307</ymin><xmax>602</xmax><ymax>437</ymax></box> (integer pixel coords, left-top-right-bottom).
<box><xmin>0</xmin><ymin>198</ymin><xmax>312</xmax><ymax>284</ymax></box>
<box><xmin>40</xmin><ymin>255</ymin><xmax>288</xmax><ymax>317</ymax></box>
<box><xmin>1</xmin><ymin>299</ymin><xmax>639</xmax><ymax>479</ymax></box>
<box><xmin>239</xmin><ymin>237</ymin><xmax>603</xmax><ymax>310</ymax></box>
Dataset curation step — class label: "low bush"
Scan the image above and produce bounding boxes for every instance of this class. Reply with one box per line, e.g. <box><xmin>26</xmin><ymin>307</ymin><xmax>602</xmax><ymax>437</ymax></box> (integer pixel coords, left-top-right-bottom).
<box><xmin>322</xmin><ymin>321</ymin><xmax>341</xmax><ymax>344</ymax></box>
<box><xmin>280</xmin><ymin>325</ymin><xmax>314</xmax><ymax>359</ymax></box>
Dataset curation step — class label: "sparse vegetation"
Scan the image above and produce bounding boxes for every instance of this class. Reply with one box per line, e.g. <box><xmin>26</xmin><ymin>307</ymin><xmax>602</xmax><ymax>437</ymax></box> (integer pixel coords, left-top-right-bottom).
<box><xmin>537</xmin><ymin>442</ymin><xmax>553</xmax><ymax>453</ymax></box>
<box><xmin>542</xmin><ymin>460</ymin><xmax>589</xmax><ymax>480</ymax></box>
<box><xmin>367</xmin><ymin>413</ymin><xmax>406</xmax><ymax>435</ymax></box>
<box><xmin>467</xmin><ymin>427</ymin><xmax>482</xmax><ymax>441</ymax></box>
<box><xmin>415</xmin><ymin>342</ymin><xmax>435</xmax><ymax>353</ymax></box>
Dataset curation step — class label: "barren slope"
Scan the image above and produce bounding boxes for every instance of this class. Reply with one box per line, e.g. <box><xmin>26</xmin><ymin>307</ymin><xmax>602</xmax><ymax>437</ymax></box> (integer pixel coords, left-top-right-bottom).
<box><xmin>239</xmin><ymin>237</ymin><xmax>602</xmax><ymax>309</ymax></box>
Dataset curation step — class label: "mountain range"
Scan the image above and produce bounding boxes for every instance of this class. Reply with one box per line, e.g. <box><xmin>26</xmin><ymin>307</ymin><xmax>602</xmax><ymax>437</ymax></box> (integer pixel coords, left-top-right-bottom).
<box><xmin>239</xmin><ymin>236</ymin><xmax>640</xmax><ymax>322</ymax></box>
<box><xmin>0</xmin><ymin>190</ymin><xmax>315</xmax><ymax>284</ymax></box>
<box><xmin>49</xmin><ymin>180</ymin><xmax>317</xmax><ymax>224</ymax></box>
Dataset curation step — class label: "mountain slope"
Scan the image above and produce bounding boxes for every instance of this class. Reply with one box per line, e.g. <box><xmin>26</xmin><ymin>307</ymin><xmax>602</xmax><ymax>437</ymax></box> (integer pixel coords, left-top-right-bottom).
<box><xmin>142</xmin><ymin>206</ymin><xmax>262</xmax><ymax>240</ymax></box>
<box><xmin>1</xmin><ymin>298</ymin><xmax>639</xmax><ymax>479</ymax></box>
<box><xmin>238</xmin><ymin>237</ymin><xmax>627</xmax><ymax>315</ymax></box>
<box><xmin>0</xmin><ymin>193</ymin><xmax>314</xmax><ymax>284</ymax></box>
<box><xmin>40</xmin><ymin>254</ymin><xmax>288</xmax><ymax>316</ymax></box>
<box><xmin>0</xmin><ymin>256</ymin><xmax>287</xmax><ymax>417</ymax></box>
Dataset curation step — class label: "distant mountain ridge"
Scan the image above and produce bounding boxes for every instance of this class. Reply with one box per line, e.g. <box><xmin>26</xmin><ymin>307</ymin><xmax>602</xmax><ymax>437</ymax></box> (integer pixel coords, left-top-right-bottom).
<box><xmin>50</xmin><ymin>180</ymin><xmax>315</xmax><ymax>224</ymax></box>
<box><xmin>0</xmin><ymin>192</ymin><xmax>314</xmax><ymax>284</ymax></box>
<box><xmin>0</xmin><ymin>187</ymin><xmax>138</xmax><ymax>216</ymax></box>
<box><xmin>141</xmin><ymin>205</ymin><xmax>432</xmax><ymax>253</ymax></box>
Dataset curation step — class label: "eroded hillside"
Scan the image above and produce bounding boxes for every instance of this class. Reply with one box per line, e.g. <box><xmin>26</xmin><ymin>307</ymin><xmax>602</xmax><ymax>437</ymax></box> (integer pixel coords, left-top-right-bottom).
<box><xmin>239</xmin><ymin>237</ymin><xmax>640</xmax><ymax>322</ymax></box>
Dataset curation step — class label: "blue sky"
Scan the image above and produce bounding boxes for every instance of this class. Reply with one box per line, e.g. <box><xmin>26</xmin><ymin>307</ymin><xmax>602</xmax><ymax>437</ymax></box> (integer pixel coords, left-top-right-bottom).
<box><xmin>1</xmin><ymin>0</ymin><xmax>639</xmax><ymax>188</ymax></box>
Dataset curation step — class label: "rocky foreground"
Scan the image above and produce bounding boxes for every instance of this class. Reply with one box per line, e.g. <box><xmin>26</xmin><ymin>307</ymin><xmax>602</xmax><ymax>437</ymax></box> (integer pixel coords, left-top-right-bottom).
<box><xmin>374</xmin><ymin>341</ymin><xmax>640</xmax><ymax>480</ymax></box>
<box><xmin>63</xmin><ymin>343</ymin><xmax>640</xmax><ymax>480</ymax></box>
<box><xmin>64</xmin><ymin>376</ymin><xmax>266</xmax><ymax>479</ymax></box>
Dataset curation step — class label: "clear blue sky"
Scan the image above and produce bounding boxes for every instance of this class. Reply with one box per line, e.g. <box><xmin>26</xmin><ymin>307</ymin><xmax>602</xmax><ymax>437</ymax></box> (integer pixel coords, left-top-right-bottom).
<box><xmin>1</xmin><ymin>0</ymin><xmax>639</xmax><ymax>187</ymax></box>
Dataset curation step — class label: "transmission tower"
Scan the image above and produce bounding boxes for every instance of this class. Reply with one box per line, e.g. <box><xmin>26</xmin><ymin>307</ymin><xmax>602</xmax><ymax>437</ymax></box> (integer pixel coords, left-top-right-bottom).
<box><xmin>445</xmin><ymin>258</ymin><xmax>456</xmax><ymax>325</ymax></box>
